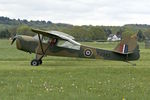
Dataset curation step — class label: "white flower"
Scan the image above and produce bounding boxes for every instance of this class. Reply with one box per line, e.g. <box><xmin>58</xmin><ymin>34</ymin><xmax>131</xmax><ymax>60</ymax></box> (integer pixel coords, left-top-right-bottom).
<box><xmin>72</xmin><ymin>83</ymin><xmax>75</xmax><ymax>86</ymax></box>
<box><xmin>30</xmin><ymin>80</ymin><xmax>32</xmax><ymax>83</ymax></box>
<box><xmin>98</xmin><ymin>82</ymin><xmax>101</xmax><ymax>84</ymax></box>
<box><xmin>46</xmin><ymin>88</ymin><xmax>49</xmax><ymax>91</ymax></box>
<box><xmin>60</xmin><ymin>87</ymin><xmax>63</xmax><ymax>89</ymax></box>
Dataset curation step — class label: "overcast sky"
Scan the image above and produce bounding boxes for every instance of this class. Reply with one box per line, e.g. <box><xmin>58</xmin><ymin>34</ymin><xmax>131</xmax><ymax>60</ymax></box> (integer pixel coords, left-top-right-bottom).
<box><xmin>0</xmin><ymin>0</ymin><xmax>150</xmax><ymax>26</ymax></box>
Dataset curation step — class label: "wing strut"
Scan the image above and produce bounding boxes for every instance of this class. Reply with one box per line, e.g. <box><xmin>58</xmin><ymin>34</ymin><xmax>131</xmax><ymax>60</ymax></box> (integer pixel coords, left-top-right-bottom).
<box><xmin>32</xmin><ymin>34</ymin><xmax>50</xmax><ymax>66</ymax></box>
<box><xmin>38</xmin><ymin>33</ymin><xmax>44</xmax><ymax>54</ymax></box>
<box><xmin>36</xmin><ymin>45</ymin><xmax>49</xmax><ymax>60</ymax></box>
<box><xmin>36</xmin><ymin>33</ymin><xmax>50</xmax><ymax>60</ymax></box>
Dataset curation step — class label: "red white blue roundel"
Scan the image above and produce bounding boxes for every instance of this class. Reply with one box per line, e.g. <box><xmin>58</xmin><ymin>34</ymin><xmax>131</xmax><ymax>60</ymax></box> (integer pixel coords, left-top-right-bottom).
<box><xmin>84</xmin><ymin>49</ymin><xmax>93</xmax><ymax>57</ymax></box>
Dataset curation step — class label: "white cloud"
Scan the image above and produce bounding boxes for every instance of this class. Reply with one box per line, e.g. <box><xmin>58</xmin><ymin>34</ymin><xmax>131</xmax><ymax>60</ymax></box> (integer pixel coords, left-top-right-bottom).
<box><xmin>0</xmin><ymin>0</ymin><xmax>150</xmax><ymax>25</ymax></box>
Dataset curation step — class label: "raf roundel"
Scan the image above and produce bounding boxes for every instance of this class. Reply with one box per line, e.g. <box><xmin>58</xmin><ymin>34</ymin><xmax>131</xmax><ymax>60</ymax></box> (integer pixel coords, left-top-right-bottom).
<box><xmin>84</xmin><ymin>49</ymin><xmax>93</xmax><ymax>57</ymax></box>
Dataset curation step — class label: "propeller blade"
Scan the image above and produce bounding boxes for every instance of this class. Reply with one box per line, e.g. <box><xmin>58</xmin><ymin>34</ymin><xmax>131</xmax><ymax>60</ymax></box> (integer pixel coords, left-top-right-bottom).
<box><xmin>11</xmin><ymin>37</ymin><xmax>16</xmax><ymax>45</ymax></box>
<box><xmin>11</xmin><ymin>35</ymin><xmax>18</xmax><ymax>45</ymax></box>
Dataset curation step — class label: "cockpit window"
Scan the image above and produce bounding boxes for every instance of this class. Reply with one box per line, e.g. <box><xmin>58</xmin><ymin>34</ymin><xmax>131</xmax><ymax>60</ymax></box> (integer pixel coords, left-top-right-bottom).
<box><xmin>57</xmin><ymin>40</ymin><xmax>80</xmax><ymax>50</ymax></box>
<box><xmin>42</xmin><ymin>36</ymin><xmax>49</xmax><ymax>43</ymax></box>
<box><xmin>33</xmin><ymin>35</ymin><xmax>80</xmax><ymax>50</ymax></box>
<box><xmin>33</xmin><ymin>35</ymin><xmax>50</xmax><ymax>43</ymax></box>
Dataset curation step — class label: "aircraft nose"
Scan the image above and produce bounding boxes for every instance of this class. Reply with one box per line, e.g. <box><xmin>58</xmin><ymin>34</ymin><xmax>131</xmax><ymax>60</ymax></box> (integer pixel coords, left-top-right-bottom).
<box><xmin>11</xmin><ymin>35</ymin><xmax>22</xmax><ymax>45</ymax></box>
<box><xmin>15</xmin><ymin>36</ymin><xmax>23</xmax><ymax>50</ymax></box>
<box><xmin>13</xmin><ymin>35</ymin><xmax>38</xmax><ymax>53</ymax></box>
<box><xmin>10</xmin><ymin>35</ymin><xmax>22</xmax><ymax>49</ymax></box>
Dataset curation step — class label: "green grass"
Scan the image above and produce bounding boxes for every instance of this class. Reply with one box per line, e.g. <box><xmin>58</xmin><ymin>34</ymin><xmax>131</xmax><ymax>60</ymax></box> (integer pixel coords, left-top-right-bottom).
<box><xmin>0</xmin><ymin>40</ymin><xmax>150</xmax><ymax>100</ymax></box>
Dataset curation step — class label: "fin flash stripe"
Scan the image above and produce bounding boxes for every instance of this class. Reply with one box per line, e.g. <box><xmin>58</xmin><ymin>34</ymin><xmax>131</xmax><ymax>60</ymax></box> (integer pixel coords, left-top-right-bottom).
<box><xmin>120</xmin><ymin>44</ymin><xmax>128</xmax><ymax>53</ymax></box>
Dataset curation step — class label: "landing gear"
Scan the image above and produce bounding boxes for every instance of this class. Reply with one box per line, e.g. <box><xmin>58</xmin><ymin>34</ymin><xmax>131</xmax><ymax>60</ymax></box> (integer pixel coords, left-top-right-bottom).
<box><xmin>30</xmin><ymin>33</ymin><xmax>49</xmax><ymax>66</ymax></box>
<box><xmin>31</xmin><ymin>59</ymin><xmax>42</xmax><ymax>66</ymax></box>
<box><xmin>38</xmin><ymin>59</ymin><xmax>42</xmax><ymax>65</ymax></box>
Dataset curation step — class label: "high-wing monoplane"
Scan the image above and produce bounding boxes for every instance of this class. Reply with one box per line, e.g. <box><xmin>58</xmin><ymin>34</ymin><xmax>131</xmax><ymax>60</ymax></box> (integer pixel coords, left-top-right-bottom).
<box><xmin>11</xmin><ymin>29</ymin><xmax>140</xmax><ymax>66</ymax></box>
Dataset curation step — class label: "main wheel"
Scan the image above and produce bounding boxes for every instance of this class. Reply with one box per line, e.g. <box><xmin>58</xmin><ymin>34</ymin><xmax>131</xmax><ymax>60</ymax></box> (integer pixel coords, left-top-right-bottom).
<box><xmin>31</xmin><ymin>59</ymin><xmax>39</xmax><ymax>66</ymax></box>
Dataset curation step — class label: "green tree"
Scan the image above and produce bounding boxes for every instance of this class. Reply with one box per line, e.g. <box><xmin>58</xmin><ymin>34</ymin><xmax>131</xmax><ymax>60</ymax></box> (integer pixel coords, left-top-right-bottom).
<box><xmin>105</xmin><ymin>29</ymin><xmax>112</xmax><ymax>37</ymax></box>
<box><xmin>16</xmin><ymin>25</ymin><xmax>35</xmax><ymax>36</ymax></box>
<box><xmin>0</xmin><ymin>29</ymin><xmax>11</xmax><ymax>38</ymax></box>
<box><xmin>144</xmin><ymin>29</ymin><xmax>150</xmax><ymax>39</ymax></box>
<box><xmin>137</xmin><ymin>30</ymin><xmax>145</xmax><ymax>42</ymax></box>
<box><xmin>122</xmin><ymin>27</ymin><xmax>135</xmax><ymax>38</ymax></box>
<box><xmin>62</xmin><ymin>26</ymin><xmax>92</xmax><ymax>41</ymax></box>
<box><xmin>89</xmin><ymin>27</ymin><xmax>106</xmax><ymax>41</ymax></box>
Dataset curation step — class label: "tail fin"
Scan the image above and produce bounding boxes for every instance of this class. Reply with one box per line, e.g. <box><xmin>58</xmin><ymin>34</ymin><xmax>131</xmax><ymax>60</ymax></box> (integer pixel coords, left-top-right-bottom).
<box><xmin>114</xmin><ymin>34</ymin><xmax>138</xmax><ymax>54</ymax></box>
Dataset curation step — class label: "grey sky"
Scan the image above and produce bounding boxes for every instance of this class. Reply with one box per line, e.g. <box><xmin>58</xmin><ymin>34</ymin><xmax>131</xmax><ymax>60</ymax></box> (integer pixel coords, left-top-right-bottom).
<box><xmin>0</xmin><ymin>0</ymin><xmax>150</xmax><ymax>26</ymax></box>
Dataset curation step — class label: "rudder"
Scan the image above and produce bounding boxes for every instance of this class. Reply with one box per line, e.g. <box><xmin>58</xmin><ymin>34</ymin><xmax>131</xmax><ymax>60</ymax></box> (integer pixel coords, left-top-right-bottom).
<box><xmin>114</xmin><ymin>34</ymin><xmax>138</xmax><ymax>54</ymax></box>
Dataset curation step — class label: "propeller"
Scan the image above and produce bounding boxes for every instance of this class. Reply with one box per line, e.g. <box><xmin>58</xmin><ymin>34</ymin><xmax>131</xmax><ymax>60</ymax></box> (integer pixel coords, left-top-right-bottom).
<box><xmin>11</xmin><ymin>34</ymin><xmax>18</xmax><ymax>45</ymax></box>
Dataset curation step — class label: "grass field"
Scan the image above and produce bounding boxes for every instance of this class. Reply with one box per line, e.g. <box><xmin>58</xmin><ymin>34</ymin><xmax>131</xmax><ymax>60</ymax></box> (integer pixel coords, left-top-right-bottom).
<box><xmin>0</xmin><ymin>40</ymin><xmax>150</xmax><ymax>100</ymax></box>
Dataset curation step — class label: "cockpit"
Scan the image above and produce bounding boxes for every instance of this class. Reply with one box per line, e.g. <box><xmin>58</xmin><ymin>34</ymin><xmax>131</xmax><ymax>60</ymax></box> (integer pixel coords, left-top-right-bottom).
<box><xmin>57</xmin><ymin>40</ymin><xmax>80</xmax><ymax>50</ymax></box>
<box><xmin>33</xmin><ymin>35</ymin><xmax>80</xmax><ymax>50</ymax></box>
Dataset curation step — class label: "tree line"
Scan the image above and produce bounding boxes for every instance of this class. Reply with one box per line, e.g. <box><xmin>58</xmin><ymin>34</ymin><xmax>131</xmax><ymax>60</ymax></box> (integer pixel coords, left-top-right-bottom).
<box><xmin>0</xmin><ymin>16</ymin><xmax>149</xmax><ymax>42</ymax></box>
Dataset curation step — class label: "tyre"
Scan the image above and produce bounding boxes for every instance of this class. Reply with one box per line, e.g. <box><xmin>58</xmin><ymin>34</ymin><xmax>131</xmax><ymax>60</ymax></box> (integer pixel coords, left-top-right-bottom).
<box><xmin>31</xmin><ymin>59</ymin><xmax>39</xmax><ymax>66</ymax></box>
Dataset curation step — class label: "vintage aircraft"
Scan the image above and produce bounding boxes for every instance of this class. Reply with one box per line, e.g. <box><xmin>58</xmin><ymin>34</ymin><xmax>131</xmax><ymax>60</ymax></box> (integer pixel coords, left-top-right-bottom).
<box><xmin>11</xmin><ymin>29</ymin><xmax>140</xmax><ymax>66</ymax></box>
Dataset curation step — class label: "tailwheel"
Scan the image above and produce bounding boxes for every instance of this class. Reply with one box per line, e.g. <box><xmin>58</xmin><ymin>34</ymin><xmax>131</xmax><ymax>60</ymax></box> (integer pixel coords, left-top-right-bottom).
<box><xmin>31</xmin><ymin>59</ymin><xmax>39</xmax><ymax>66</ymax></box>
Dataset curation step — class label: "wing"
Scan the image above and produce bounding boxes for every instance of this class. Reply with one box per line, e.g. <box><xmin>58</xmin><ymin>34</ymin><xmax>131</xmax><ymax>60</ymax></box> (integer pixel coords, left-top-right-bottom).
<box><xmin>31</xmin><ymin>28</ymin><xmax>80</xmax><ymax>45</ymax></box>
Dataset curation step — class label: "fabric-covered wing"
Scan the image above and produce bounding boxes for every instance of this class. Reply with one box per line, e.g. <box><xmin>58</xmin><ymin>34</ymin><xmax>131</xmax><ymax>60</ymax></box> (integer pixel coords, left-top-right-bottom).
<box><xmin>50</xmin><ymin>31</ymin><xmax>75</xmax><ymax>40</ymax></box>
<box><xmin>31</xmin><ymin>29</ymin><xmax>80</xmax><ymax>45</ymax></box>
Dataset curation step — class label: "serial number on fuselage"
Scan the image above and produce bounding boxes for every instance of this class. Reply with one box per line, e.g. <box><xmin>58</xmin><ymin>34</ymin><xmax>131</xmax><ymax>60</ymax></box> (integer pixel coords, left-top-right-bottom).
<box><xmin>97</xmin><ymin>51</ymin><xmax>110</xmax><ymax>57</ymax></box>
